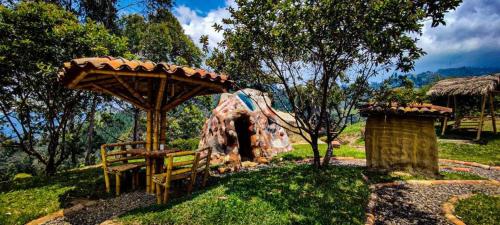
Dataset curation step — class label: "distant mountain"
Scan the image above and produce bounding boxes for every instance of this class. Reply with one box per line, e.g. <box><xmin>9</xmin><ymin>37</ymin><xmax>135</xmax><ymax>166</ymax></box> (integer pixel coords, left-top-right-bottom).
<box><xmin>408</xmin><ymin>67</ymin><xmax>500</xmax><ymax>87</ymax></box>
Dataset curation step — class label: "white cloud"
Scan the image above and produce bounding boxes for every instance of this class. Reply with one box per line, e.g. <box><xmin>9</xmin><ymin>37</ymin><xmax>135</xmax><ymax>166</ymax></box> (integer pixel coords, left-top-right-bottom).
<box><xmin>173</xmin><ymin>0</ymin><xmax>235</xmax><ymax>49</ymax></box>
<box><xmin>417</xmin><ymin>0</ymin><xmax>500</xmax><ymax>55</ymax></box>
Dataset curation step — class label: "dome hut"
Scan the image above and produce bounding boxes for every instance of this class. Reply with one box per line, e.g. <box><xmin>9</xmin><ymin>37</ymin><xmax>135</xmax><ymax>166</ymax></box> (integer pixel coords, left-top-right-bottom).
<box><xmin>427</xmin><ymin>74</ymin><xmax>499</xmax><ymax>140</ymax></box>
<box><xmin>360</xmin><ymin>103</ymin><xmax>452</xmax><ymax>176</ymax></box>
<box><xmin>199</xmin><ymin>89</ymin><xmax>293</xmax><ymax>170</ymax></box>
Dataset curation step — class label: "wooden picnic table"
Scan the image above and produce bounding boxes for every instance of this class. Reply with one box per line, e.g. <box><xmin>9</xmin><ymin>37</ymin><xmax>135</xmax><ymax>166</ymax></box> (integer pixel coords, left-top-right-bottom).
<box><xmin>126</xmin><ymin>148</ymin><xmax>186</xmax><ymax>191</ymax></box>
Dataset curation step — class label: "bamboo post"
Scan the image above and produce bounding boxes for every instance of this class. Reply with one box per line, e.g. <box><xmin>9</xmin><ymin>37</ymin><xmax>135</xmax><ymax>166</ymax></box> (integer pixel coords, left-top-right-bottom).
<box><xmin>100</xmin><ymin>144</ymin><xmax>111</xmax><ymax>193</ymax></box>
<box><xmin>146</xmin><ymin>110</ymin><xmax>153</xmax><ymax>193</ymax></box>
<box><xmin>441</xmin><ymin>95</ymin><xmax>451</xmax><ymax>135</ymax></box>
<box><xmin>163</xmin><ymin>155</ymin><xmax>173</xmax><ymax>204</ymax></box>
<box><xmin>115</xmin><ymin>172</ymin><xmax>121</xmax><ymax>196</ymax></box>
<box><xmin>476</xmin><ymin>94</ymin><xmax>487</xmax><ymax>141</ymax></box>
<box><xmin>489</xmin><ymin>93</ymin><xmax>497</xmax><ymax>134</ymax></box>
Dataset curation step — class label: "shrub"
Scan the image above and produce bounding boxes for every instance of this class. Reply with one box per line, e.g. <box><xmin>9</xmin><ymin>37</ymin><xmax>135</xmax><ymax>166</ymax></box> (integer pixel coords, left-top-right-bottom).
<box><xmin>168</xmin><ymin>138</ymin><xmax>200</xmax><ymax>150</ymax></box>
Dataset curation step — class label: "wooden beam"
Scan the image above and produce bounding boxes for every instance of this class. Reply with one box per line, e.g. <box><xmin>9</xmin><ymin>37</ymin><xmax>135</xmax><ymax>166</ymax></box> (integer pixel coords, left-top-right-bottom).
<box><xmin>162</xmin><ymin>86</ymin><xmax>204</xmax><ymax>111</ymax></box>
<box><xmin>80</xmin><ymin>74</ymin><xmax>113</xmax><ymax>83</ymax></box>
<box><xmin>87</xmin><ymin>70</ymin><xmax>226</xmax><ymax>91</ymax></box>
<box><xmin>77</xmin><ymin>78</ymin><xmax>118</xmax><ymax>88</ymax></box>
<box><xmin>146</xmin><ymin>110</ymin><xmax>153</xmax><ymax>193</ymax></box>
<box><xmin>441</xmin><ymin>95</ymin><xmax>450</xmax><ymax>136</ymax></box>
<box><xmin>91</xmin><ymin>84</ymin><xmax>147</xmax><ymax>110</ymax></box>
<box><xmin>489</xmin><ymin>93</ymin><xmax>497</xmax><ymax>134</ymax></box>
<box><xmin>68</xmin><ymin>71</ymin><xmax>88</xmax><ymax>88</ymax></box>
<box><xmin>112</xmin><ymin>74</ymin><xmax>151</xmax><ymax>108</ymax></box>
<box><xmin>475</xmin><ymin>94</ymin><xmax>487</xmax><ymax>141</ymax></box>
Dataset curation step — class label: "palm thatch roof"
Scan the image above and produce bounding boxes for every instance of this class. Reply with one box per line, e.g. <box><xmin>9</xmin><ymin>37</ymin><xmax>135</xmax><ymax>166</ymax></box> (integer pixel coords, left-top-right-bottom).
<box><xmin>426</xmin><ymin>74</ymin><xmax>500</xmax><ymax>96</ymax></box>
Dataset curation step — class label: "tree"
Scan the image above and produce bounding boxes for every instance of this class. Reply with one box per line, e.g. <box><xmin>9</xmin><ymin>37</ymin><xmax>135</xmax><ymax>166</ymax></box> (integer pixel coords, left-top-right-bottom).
<box><xmin>208</xmin><ymin>0</ymin><xmax>461</xmax><ymax>167</ymax></box>
<box><xmin>119</xmin><ymin>12</ymin><xmax>202</xmax><ymax>66</ymax></box>
<box><xmin>0</xmin><ymin>2</ymin><xmax>130</xmax><ymax>174</ymax></box>
<box><xmin>119</xmin><ymin>12</ymin><xmax>210</xmax><ymax>143</ymax></box>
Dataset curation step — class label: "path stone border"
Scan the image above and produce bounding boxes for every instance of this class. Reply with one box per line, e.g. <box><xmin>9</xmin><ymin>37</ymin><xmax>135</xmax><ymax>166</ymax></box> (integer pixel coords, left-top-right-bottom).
<box><xmin>26</xmin><ymin>200</ymin><xmax>97</xmax><ymax>225</ymax></box>
<box><xmin>441</xmin><ymin>194</ymin><xmax>473</xmax><ymax>225</ymax></box>
<box><xmin>364</xmin><ymin>180</ymin><xmax>500</xmax><ymax>225</ymax></box>
<box><xmin>439</xmin><ymin>159</ymin><xmax>500</xmax><ymax>170</ymax></box>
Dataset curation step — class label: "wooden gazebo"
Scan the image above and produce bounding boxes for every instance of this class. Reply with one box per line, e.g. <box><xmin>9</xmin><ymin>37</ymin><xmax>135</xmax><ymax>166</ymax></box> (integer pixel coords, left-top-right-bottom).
<box><xmin>427</xmin><ymin>74</ymin><xmax>499</xmax><ymax>140</ymax></box>
<box><xmin>59</xmin><ymin>56</ymin><xmax>231</xmax><ymax>193</ymax></box>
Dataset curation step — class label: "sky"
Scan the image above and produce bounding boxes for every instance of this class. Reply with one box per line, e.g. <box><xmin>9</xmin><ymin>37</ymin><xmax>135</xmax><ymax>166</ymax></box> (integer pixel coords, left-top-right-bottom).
<box><xmin>119</xmin><ymin>0</ymin><xmax>500</xmax><ymax>74</ymax></box>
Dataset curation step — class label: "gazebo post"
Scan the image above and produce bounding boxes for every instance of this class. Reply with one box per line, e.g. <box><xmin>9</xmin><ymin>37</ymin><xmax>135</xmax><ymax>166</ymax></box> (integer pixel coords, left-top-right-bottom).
<box><xmin>476</xmin><ymin>94</ymin><xmax>487</xmax><ymax>140</ymax></box>
<box><xmin>441</xmin><ymin>95</ymin><xmax>451</xmax><ymax>135</ymax></box>
<box><xmin>146</xmin><ymin>110</ymin><xmax>153</xmax><ymax>193</ymax></box>
<box><xmin>489</xmin><ymin>93</ymin><xmax>497</xmax><ymax>134</ymax></box>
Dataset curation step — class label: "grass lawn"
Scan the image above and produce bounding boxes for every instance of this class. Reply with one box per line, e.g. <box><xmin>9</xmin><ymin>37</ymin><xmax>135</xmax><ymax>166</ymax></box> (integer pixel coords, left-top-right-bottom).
<box><xmin>119</xmin><ymin>163</ymin><xmax>370</xmax><ymax>225</ymax></box>
<box><xmin>275</xmin><ymin>144</ymin><xmax>365</xmax><ymax>161</ymax></box>
<box><xmin>438</xmin><ymin>133</ymin><xmax>500</xmax><ymax>166</ymax></box>
<box><xmin>454</xmin><ymin>194</ymin><xmax>500</xmax><ymax>225</ymax></box>
<box><xmin>0</xmin><ymin>167</ymin><xmax>111</xmax><ymax>225</ymax></box>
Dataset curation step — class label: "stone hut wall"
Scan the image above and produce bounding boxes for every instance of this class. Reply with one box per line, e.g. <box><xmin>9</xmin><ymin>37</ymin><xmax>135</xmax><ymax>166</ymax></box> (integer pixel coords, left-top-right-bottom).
<box><xmin>364</xmin><ymin>115</ymin><xmax>439</xmax><ymax>175</ymax></box>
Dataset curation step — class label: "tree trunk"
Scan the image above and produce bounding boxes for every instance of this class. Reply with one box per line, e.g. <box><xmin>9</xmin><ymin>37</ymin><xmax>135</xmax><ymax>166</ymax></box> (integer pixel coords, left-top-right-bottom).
<box><xmin>311</xmin><ymin>137</ymin><xmax>321</xmax><ymax>168</ymax></box>
<box><xmin>84</xmin><ymin>96</ymin><xmax>98</xmax><ymax>165</ymax></box>
<box><xmin>322</xmin><ymin>141</ymin><xmax>334</xmax><ymax>166</ymax></box>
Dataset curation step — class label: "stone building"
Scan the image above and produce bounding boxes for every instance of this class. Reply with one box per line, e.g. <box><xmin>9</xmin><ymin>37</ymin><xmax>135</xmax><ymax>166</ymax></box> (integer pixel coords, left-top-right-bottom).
<box><xmin>199</xmin><ymin>89</ymin><xmax>292</xmax><ymax>170</ymax></box>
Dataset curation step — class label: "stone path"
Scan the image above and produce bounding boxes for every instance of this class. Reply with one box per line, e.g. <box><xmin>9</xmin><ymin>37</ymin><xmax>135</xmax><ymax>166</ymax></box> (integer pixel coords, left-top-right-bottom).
<box><xmin>42</xmin><ymin>191</ymin><xmax>155</xmax><ymax>225</ymax></box>
<box><xmin>371</xmin><ymin>183</ymin><xmax>500</xmax><ymax>225</ymax></box>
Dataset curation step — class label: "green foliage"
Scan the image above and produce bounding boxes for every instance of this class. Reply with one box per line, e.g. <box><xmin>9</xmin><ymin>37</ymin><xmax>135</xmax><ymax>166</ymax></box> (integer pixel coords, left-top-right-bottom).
<box><xmin>167</xmin><ymin>138</ymin><xmax>200</xmax><ymax>150</ymax></box>
<box><xmin>0</xmin><ymin>167</ymin><xmax>109</xmax><ymax>225</ymax></box>
<box><xmin>455</xmin><ymin>194</ymin><xmax>500</xmax><ymax>225</ymax></box>
<box><xmin>371</xmin><ymin>75</ymin><xmax>429</xmax><ymax>106</ymax></box>
<box><xmin>0</xmin><ymin>1</ymin><xmax>130</xmax><ymax>174</ymax></box>
<box><xmin>120</xmin><ymin>163</ymin><xmax>370</xmax><ymax>225</ymax></box>
<box><xmin>119</xmin><ymin>13</ymin><xmax>202</xmax><ymax>66</ymax></box>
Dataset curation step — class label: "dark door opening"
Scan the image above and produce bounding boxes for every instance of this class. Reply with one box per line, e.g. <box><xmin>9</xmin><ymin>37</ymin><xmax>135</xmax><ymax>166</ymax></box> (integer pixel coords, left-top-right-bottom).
<box><xmin>235</xmin><ymin>115</ymin><xmax>253</xmax><ymax>161</ymax></box>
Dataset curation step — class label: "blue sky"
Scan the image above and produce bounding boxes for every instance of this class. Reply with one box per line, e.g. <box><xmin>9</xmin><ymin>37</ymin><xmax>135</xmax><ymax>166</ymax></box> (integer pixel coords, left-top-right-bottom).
<box><xmin>119</xmin><ymin>0</ymin><xmax>500</xmax><ymax>74</ymax></box>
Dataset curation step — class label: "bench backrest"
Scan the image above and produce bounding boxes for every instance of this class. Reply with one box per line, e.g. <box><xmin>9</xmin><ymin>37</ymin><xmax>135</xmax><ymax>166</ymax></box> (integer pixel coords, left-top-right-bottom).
<box><xmin>101</xmin><ymin>141</ymin><xmax>146</xmax><ymax>168</ymax></box>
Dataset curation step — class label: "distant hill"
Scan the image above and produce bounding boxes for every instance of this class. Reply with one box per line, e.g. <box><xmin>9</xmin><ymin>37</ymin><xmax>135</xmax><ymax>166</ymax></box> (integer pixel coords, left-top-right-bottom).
<box><xmin>408</xmin><ymin>67</ymin><xmax>500</xmax><ymax>87</ymax></box>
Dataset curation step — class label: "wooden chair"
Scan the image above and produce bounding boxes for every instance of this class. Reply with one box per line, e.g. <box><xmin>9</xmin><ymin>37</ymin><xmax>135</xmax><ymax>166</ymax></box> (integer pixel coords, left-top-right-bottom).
<box><xmin>152</xmin><ymin>147</ymin><xmax>212</xmax><ymax>204</ymax></box>
<box><xmin>101</xmin><ymin>142</ymin><xmax>146</xmax><ymax>196</ymax></box>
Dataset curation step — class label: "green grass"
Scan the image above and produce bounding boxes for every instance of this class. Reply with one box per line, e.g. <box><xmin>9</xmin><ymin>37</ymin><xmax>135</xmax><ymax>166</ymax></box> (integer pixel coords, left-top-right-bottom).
<box><xmin>119</xmin><ymin>163</ymin><xmax>370</xmax><ymax>225</ymax></box>
<box><xmin>340</xmin><ymin>122</ymin><xmax>365</xmax><ymax>136</ymax></box>
<box><xmin>275</xmin><ymin>144</ymin><xmax>365</xmax><ymax>161</ymax></box>
<box><xmin>455</xmin><ymin>194</ymin><xmax>500</xmax><ymax>225</ymax></box>
<box><xmin>0</xmin><ymin>167</ymin><xmax>112</xmax><ymax>225</ymax></box>
<box><xmin>438</xmin><ymin>137</ymin><xmax>500</xmax><ymax>166</ymax></box>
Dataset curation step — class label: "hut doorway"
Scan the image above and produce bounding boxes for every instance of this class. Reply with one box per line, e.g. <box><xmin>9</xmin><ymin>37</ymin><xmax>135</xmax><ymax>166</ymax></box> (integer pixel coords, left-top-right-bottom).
<box><xmin>235</xmin><ymin>115</ymin><xmax>253</xmax><ymax>161</ymax></box>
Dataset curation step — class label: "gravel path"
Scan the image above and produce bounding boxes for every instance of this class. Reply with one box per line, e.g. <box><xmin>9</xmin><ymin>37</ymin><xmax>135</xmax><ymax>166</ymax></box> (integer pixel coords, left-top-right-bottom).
<box><xmin>439</xmin><ymin>161</ymin><xmax>500</xmax><ymax>180</ymax></box>
<box><xmin>43</xmin><ymin>191</ymin><xmax>155</xmax><ymax>225</ymax></box>
<box><xmin>372</xmin><ymin>183</ymin><xmax>500</xmax><ymax>225</ymax></box>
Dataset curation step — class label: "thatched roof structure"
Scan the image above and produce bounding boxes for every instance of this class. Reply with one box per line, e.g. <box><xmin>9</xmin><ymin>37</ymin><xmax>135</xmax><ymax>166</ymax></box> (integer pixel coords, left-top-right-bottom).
<box><xmin>426</xmin><ymin>74</ymin><xmax>500</xmax><ymax>96</ymax></box>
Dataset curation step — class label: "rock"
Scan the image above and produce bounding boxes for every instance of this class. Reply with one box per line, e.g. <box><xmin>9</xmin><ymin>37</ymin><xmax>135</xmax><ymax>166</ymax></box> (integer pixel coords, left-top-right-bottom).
<box><xmin>331</xmin><ymin>140</ymin><xmax>341</xmax><ymax>148</ymax></box>
<box><xmin>450</xmin><ymin>167</ymin><xmax>471</xmax><ymax>172</ymax></box>
<box><xmin>256</xmin><ymin>157</ymin><xmax>269</xmax><ymax>164</ymax></box>
<box><xmin>241</xmin><ymin>161</ymin><xmax>258</xmax><ymax>168</ymax></box>
<box><xmin>218</xmin><ymin>167</ymin><xmax>227</xmax><ymax>174</ymax></box>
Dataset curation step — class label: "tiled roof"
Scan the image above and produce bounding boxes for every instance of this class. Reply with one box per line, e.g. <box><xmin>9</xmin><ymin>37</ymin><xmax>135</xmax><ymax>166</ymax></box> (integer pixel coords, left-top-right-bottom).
<box><xmin>360</xmin><ymin>103</ymin><xmax>452</xmax><ymax>117</ymax></box>
<box><xmin>59</xmin><ymin>56</ymin><xmax>230</xmax><ymax>84</ymax></box>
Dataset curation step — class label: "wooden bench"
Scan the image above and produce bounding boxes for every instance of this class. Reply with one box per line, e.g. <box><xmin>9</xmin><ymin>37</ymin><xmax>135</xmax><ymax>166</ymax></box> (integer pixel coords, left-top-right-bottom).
<box><xmin>101</xmin><ymin>141</ymin><xmax>147</xmax><ymax>196</ymax></box>
<box><xmin>152</xmin><ymin>147</ymin><xmax>212</xmax><ymax>204</ymax></box>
